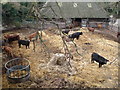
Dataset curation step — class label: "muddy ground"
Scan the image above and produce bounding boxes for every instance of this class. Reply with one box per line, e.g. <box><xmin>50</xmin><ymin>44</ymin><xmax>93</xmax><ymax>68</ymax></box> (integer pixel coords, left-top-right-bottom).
<box><xmin>2</xmin><ymin>27</ymin><xmax>119</xmax><ymax>88</ymax></box>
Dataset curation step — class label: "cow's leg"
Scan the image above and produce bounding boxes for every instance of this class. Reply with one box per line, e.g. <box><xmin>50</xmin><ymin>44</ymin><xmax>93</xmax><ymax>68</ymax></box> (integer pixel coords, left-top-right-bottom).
<box><xmin>91</xmin><ymin>59</ymin><xmax>94</xmax><ymax>63</ymax></box>
<box><xmin>28</xmin><ymin>45</ymin><xmax>29</xmax><ymax>49</ymax></box>
<box><xmin>70</xmin><ymin>38</ymin><xmax>74</xmax><ymax>41</ymax></box>
<box><xmin>99</xmin><ymin>63</ymin><xmax>102</xmax><ymax>68</ymax></box>
<box><xmin>8</xmin><ymin>40</ymin><xmax>11</xmax><ymax>44</ymax></box>
<box><xmin>36</xmin><ymin>35</ymin><xmax>38</xmax><ymax>41</ymax></box>
<box><xmin>72</xmin><ymin>38</ymin><xmax>74</xmax><ymax>41</ymax></box>
<box><xmin>26</xmin><ymin>45</ymin><xmax>27</xmax><ymax>49</ymax></box>
<box><xmin>76</xmin><ymin>36</ymin><xmax>79</xmax><ymax>40</ymax></box>
<box><xmin>7</xmin><ymin>52</ymin><xmax>10</xmax><ymax>58</ymax></box>
<box><xmin>19</xmin><ymin>44</ymin><xmax>21</xmax><ymax>48</ymax></box>
<box><xmin>28</xmin><ymin>44</ymin><xmax>30</xmax><ymax>49</ymax></box>
<box><xmin>10</xmin><ymin>53</ymin><xmax>13</xmax><ymax>58</ymax></box>
<box><xmin>91</xmin><ymin>56</ymin><xmax>94</xmax><ymax>63</ymax></box>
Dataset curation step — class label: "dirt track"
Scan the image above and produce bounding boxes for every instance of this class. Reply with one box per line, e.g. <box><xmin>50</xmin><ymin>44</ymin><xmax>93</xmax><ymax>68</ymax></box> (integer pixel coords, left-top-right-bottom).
<box><xmin>2</xmin><ymin>28</ymin><xmax>119</xmax><ymax>88</ymax></box>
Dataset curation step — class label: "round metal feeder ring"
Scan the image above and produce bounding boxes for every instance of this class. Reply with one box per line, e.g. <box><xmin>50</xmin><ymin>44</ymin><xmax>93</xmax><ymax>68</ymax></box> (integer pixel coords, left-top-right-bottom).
<box><xmin>5</xmin><ymin>58</ymin><xmax>30</xmax><ymax>83</ymax></box>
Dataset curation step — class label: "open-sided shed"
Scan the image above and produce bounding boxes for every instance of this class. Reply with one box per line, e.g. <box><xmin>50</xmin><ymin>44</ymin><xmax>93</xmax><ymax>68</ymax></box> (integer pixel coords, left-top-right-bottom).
<box><xmin>40</xmin><ymin>2</ymin><xmax>109</xmax><ymax>28</ymax></box>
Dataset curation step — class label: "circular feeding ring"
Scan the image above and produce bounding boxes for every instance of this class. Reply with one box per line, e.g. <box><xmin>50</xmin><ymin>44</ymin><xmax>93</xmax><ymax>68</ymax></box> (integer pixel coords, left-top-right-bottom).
<box><xmin>5</xmin><ymin>58</ymin><xmax>30</xmax><ymax>83</ymax></box>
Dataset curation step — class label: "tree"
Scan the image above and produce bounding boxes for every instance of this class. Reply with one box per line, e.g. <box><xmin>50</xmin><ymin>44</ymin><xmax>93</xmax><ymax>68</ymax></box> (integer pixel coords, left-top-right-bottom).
<box><xmin>2</xmin><ymin>2</ymin><xmax>43</xmax><ymax>27</ymax></box>
<box><xmin>104</xmin><ymin>2</ymin><xmax>119</xmax><ymax>18</ymax></box>
<box><xmin>2</xmin><ymin>2</ymin><xmax>44</xmax><ymax>27</ymax></box>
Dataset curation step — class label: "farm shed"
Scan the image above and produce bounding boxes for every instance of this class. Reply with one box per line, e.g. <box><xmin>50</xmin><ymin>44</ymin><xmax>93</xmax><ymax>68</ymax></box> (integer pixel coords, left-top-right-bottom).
<box><xmin>40</xmin><ymin>2</ymin><xmax>109</xmax><ymax>28</ymax></box>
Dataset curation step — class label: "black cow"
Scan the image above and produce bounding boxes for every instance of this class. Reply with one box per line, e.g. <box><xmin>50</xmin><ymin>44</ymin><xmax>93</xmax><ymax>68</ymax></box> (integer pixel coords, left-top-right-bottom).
<box><xmin>91</xmin><ymin>52</ymin><xmax>109</xmax><ymax>68</ymax></box>
<box><xmin>18</xmin><ymin>40</ymin><xmax>30</xmax><ymax>49</ymax></box>
<box><xmin>68</xmin><ymin>32</ymin><xmax>83</xmax><ymax>40</ymax></box>
<box><xmin>62</xmin><ymin>29</ymin><xmax>70</xmax><ymax>35</ymax></box>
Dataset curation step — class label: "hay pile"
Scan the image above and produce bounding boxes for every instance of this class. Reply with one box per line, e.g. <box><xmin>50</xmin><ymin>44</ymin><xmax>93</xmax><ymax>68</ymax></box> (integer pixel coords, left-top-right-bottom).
<box><xmin>39</xmin><ymin>53</ymin><xmax>77</xmax><ymax>75</ymax></box>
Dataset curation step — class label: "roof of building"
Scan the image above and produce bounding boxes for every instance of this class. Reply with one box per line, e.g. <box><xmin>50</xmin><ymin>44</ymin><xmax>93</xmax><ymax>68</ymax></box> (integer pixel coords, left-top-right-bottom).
<box><xmin>40</xmin><ymin>2</ymin><xmax>109</xmax><ymax>18</ymax></box>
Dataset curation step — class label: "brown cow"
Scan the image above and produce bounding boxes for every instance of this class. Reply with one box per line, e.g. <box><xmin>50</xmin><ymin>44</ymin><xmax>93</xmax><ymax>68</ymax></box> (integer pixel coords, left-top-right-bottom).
<box><xmin>66</xmin><ymin>24</ymin><xmax>74</xmax><ymax>29</ymax></box>
<box><xmin>4</xmin><ymin>34</ymin><xmax>20</xmax><ymax>43</ymax></box>
<box><xmin>2</xmin><ymin>46</ymin><xmax>14</xmax><ymax>57</ymax></box>
<box><xmin>28</xmin><ymin>32</ymin><xmax>37</xmax><ymax>41</ymax></box>
<box><xmin>87</xmin><ymin>27</ymin><xmax>95</xmax><ymax>32</ymax></box>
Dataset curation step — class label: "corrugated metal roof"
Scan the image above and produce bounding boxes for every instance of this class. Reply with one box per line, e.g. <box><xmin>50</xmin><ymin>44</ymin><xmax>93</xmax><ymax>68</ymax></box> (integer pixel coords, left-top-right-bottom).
<box><xmin>40</xmin><ymin>2</ymin><xmax>109</xmax><ymax>18</ymax></box>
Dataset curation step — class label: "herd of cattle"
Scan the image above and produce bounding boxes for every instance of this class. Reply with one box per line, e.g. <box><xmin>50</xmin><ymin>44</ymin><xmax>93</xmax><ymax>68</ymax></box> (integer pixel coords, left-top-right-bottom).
<box><xmin>61</xmin><ymin>28</ymin><xmax>109</xmax><ymax>68</ymax></box>
<box><xmin>1</xmin><ymin>33</ymin><xmax>36</xmax><ymax>58</ymax></box>
<box><xmin>1</xmin><ymin>27</ymin><xmax>116</xmax><ymax>68</ymax></box>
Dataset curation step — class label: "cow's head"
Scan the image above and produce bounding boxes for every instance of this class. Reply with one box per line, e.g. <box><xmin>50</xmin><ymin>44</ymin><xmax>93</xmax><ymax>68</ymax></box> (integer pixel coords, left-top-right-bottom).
<box><xmin>106</xmin><ymin>60</ymin><xmax>109</xmax><ymax>62</ymax></box>
<box><xmin>78</xmin><ymin>32</ymin><xmax>83</xmax><ymax>36</ymax></box>
<box><xmin>80</xmin><ymin>32</ymin><xmax>83</xmax><ymax>35</ymax></box>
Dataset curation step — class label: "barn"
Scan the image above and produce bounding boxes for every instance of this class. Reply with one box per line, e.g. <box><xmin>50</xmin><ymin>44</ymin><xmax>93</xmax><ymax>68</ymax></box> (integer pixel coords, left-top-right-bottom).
<box><xmin>40</xmin><ymin>2</ymin><xmax>109</xmax><ymax>28</ymax></box>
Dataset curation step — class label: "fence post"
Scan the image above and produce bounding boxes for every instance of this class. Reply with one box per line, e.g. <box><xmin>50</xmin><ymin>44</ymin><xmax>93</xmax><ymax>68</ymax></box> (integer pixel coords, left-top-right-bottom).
<box><xmin>33</xmin><ymin>40</ymin><xmax>35</xmax><ymax>52</ymax></box>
